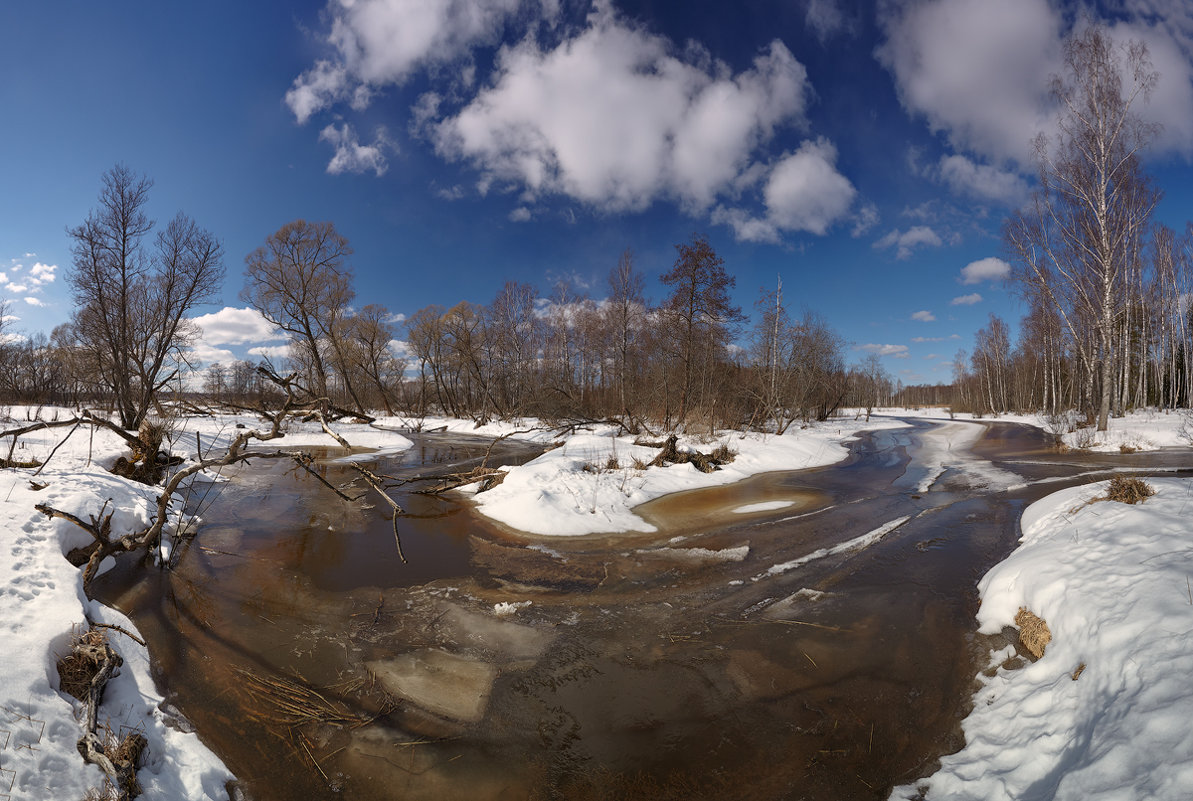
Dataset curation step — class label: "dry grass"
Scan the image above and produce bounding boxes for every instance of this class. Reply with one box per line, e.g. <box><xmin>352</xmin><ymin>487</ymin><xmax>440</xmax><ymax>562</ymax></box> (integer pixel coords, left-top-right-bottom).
<box><xmin>710</xmin><ymin>441</ymin><xmax>736</xmax><ymax>463</ymax></box>
<box><xmin>57</xmin><ymin>629</ymin><xmax>110</xmax><ymax>702</ymax></box>
<box><xmin>1014</xmin><ymin>607</ymin><xmax>1052</xmax><ymax>660</ymax></box>
<box><xmin>1102</xmin><ymin>476</ymin><xmax>1156</xmax><ymax>504</ymax></box>
<box><xmin>235</xmin><ymin>667</ymin><xmax>371</xmax><ymax>728</ymax></box>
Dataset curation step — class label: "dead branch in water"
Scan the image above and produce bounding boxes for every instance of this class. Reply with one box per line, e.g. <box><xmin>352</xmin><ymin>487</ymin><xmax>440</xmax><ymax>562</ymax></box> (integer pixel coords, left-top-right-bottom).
<box><xmin>292</xmin><ymin>453</ymin><xmax>365</xmax><ymax>502</ymax></box>
<box><xmin>350</xmin><ymin>463</ymin><xmax>408</xmax><ymax>563</ymax></box>
<box><xmin>32</xmin><ymin>367</ymin><xmax>364</xmax><ymax>595</ymax></box>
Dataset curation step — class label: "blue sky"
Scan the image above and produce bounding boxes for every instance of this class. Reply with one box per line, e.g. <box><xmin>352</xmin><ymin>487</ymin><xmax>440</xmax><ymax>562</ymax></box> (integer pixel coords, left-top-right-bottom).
<box><xmin>4</xmin><ymin>0</ymin><xmax>1193</xmax><ymax>385</ymax></box>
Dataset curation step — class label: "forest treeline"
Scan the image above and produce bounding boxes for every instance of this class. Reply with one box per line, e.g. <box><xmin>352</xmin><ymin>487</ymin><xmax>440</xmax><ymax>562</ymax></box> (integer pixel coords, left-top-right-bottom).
<box><xmin>0</xmin><ymin>179</ymin><xmax>893</xmax><ymax>432</ymax></box>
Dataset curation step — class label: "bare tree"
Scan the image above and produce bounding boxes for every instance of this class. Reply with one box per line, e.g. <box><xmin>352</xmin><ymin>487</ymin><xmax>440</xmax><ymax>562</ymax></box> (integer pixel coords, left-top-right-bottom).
<box><xmin>1006</xmin><ymin>25</ymin><xmax>1159</xmax><ymax>430</ymax></box>
<box><xmin>242</xmin><ymin>220</ymin><xmax>355</xmax><ymax>404</ymax></box>
<box><xmin>605</xmin><ymin>249</ymin><xmax>648</xmax><ymax>420</ymax></box>
<box><xmin>67</xmin><ymin>165</ymin><xmax>224</xmax><ymax>429</ymax></box>
<box><xmin>338</xmin><ymin>304</ymin><xmax>404</xmax><ymax>415</ymax></box>
<box><xmin>660</xmin><ymin>234</ymin><xmax>743</xmax><ymax>426</ymax></box>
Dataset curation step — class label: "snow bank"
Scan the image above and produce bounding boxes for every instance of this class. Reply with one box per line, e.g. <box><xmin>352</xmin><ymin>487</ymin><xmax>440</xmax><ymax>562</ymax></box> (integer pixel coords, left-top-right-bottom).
<box><xmin>0</xmin><ymin>407</ymin><xmax>413</xmax><ymax>799</ymax></box>
<box><xmin>893</xmin><ymin>478</ymin><xmax>1193</xmax><ymax>800</ymax></box>
<box><xmin>1059</xmin><ymin>408</ymin><xmax>1192</xmax><ymax>452</ymax></box>
<box><xmin>872</xmin><ymin>405</ymin><xmax>1193</xmax><ymax>454</ymax></box>
<box><xmin>468</xmin><ymin>417</ymin><xmax>909</xmax><ymax>536</ymax></box>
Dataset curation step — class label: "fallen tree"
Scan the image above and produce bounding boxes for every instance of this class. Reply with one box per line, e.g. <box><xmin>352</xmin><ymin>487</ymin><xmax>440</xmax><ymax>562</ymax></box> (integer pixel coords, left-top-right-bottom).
<box><xmin>29</xmin><ymin>366</ymin><xmax>407</xmax><ymax>595</ymax></box>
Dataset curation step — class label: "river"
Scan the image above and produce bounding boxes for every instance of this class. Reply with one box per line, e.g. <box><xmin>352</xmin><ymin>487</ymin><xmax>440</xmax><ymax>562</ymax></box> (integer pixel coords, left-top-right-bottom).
<box><xmin>90</xmin><ymin>418</ymin><xmax>1193</xmax><ymax>800</ymax></box>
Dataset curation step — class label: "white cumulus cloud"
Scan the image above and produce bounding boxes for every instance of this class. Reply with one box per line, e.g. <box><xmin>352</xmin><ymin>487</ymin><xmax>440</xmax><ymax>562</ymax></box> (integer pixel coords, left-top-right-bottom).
<box><xmin>960</xmin><ymin>257</ymin><xmax>1010</xmax><ymax>284</ymax></box>
<box><xmin>286</xmin><ymin>0</ymin><xmax>523</xmax><ymax>124</ymax></box>
<box><xmin>320</xmin><ymin>123</ymin><xmax>392</xmax><ymax>176</ymax></box>
<box><xmin>191</xmin><ymin>307</ymin><xmax>284</xmax><ymax>345</ymax></box>
<box><xmin>938</xmin><ymin>155</ymin><xmax>1028</xmax><ymax>204</ymax></box>
<box><xmin>874</xmin><ymin>225</ymin><xmax>943</xmax><ymax>260</ymax></box>
<box><xmin>911</xmin><ymin>310</ymin><xmax>935</xmax><ymax>322</ymax></box>
<box><xmin>877</xmin><ymin>0</ymin><xmax>1062</xmax><ymax>165</ymax></box>
<box><xmin>715</xmin><ymin>138</ymin><xmax>856</xmax><ymax>242</ymax></box>
<box><xmin>878</xmin><ymin>0</ymin><xmax>1193</xmax><ymax>166</ymax></box>
<box><xmin>951</xmin><ymin>292</ymin><xmax>983</xmax><ymax>305</ymax></box>
<box><xmin>249</xmin><ymin>344</ymin><xmax>293</xmax><ymax>361</ymax></box>
<box><xmin>433</xmin><ymin>10</ymin><xmax>811</xmax><ymax>213</ymax></box>
<box><xmin>188</xmin><ymin>344</ymin><xmax>236</xmax><ymax>365</ymax></box>
<box><xmin>29</xmin><ymin>262</ymin><xmax>57</xmax><ymax>286</ymax></box>
<box><xmin>857</xmin><ymin>343</ymin><xmax>910</xmax><ymax>358</ymax></box>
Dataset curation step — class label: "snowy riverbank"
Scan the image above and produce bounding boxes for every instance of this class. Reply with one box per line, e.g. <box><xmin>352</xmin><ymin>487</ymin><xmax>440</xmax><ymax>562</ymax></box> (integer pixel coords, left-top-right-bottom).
<box><xmin>893</xmin><ymin>476</ymin><xmax>1193</xmax><ymax>800</ymax></box>
<box><xmin>0</xmin><ymin>408</ymin><xmax>412</xmax><ymax>800</ymax></box>
<box><xmin>872</xmin><ymin>405</ymin><xmax>1193</xmax><ymax>453</ymax></box>
<box><xmin>8</xmin><ymin>404</ymin><xmax>1191</xmax><ymax>799</ymax></box>
<box><xmin>377</xmin><ymin>413</ymin><xmax>911</xmax><ymax>536</ymax></box>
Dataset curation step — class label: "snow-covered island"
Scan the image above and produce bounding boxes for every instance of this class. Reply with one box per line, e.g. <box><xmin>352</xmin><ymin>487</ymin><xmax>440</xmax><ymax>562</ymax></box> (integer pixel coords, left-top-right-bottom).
<box><xmin>3</xmin><ymin>406</ymin><xmax>1192</xmax><ymax>798</ymax></box>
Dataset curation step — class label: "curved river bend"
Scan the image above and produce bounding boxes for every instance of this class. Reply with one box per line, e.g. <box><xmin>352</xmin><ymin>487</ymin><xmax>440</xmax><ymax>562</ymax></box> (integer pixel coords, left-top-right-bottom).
<box><xmin>92</xmin><ymin>419</ymin><xmax>1193</xmax><ymax>800</ymax></box>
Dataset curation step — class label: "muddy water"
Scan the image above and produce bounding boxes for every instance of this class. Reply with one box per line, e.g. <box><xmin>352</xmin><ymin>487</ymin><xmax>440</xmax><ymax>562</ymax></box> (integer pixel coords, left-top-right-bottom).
<box><xmin>91</xmin><ymin>421</ymin><xmax>1193</xmax><ymax>800</ymax></box>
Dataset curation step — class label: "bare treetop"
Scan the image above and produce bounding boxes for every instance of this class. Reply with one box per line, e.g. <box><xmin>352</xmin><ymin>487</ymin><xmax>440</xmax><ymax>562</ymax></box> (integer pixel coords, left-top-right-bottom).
<box><xmin>242</xmin><ymin>220</ymin><xmax>355</xmax><ymax>400</ymax></box>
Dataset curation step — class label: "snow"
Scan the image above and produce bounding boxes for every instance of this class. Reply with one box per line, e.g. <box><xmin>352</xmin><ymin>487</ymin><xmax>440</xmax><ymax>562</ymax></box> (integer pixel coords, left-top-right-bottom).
<box><xmin>895</xmin><ymin>419</ymin><xmax>1020</xmax><ymax>492</ymax></box>
<box><xmin>757</xmin><ymin>515</ymin><xmax>912</xmax><ymax>579</ymax></box>
<box><xmin>872</xmin><ymin>405</ymin><xmax>1193</xmax><ymax>453</ymax></box>
<box><xmin>0</xmin><ymin>406</ymin><xmax>413</xmax><ymax>799</ymax></box>
<box><xmin>492</xmin><ymin>601</ymin><xmax>532</xmax><ymax>616</ymax></box>
<box><xmin>893</xmin><ymin>478</ymin><xmax>1193</xmax><ymax>800</ymax></box>
<box><xmin>464</xmin><ymin>416</ymin><xmax>909</xmax><ymax>536</ymax></box>
<box><xmin>731</xmin><ymin>500</ymin><xmax>795</xmax><ymax>514</ymax></box>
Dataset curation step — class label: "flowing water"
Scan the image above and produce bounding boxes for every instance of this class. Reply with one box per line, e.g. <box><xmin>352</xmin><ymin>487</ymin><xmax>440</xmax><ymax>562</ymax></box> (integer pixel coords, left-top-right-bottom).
<box><xmin>91</xmin><ymin>420</ymin><xmax>1193</xmax><ymax>800</ymax></box>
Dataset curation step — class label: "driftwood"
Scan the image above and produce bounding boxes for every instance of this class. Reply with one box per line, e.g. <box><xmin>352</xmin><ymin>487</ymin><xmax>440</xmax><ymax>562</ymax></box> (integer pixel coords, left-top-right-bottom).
<box><xmin>59</xmin><ymin>629</ymin><xmax>146</xmax><ymax>799</ymax></box>
<box><xmin>647</xmin><ymin>434</ymin><xmax>733</xmax><ymax>474</ymax></box>
<box><xmin>32</xmin><ymin>369</ymin><xmax>332</xmax><ymax>594</ymax></box>
<box><xmin>415</xmin><ymin>466</ymin><xmax>508</xmax><ymax>494</ymax></box>
<box><xmin>0</xmin><ymin>409</ymin><xmax>143</xmax><ymax>464</ymax></box>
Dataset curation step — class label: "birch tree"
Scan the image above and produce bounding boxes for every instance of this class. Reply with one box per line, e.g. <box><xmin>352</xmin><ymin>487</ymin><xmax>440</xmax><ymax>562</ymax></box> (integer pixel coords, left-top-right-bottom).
<box><xmin>1006</xmin><ymin>25</ymin><xmax>1159</xmax><ymax>430</ymax></box>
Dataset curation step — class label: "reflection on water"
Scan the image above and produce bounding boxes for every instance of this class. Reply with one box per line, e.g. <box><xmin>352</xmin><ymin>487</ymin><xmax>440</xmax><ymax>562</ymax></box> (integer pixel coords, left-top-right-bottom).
<box><xmin>91</xmin><ymin>422</ymin><xmax>1193</xmax><ymax>800</ymax></box>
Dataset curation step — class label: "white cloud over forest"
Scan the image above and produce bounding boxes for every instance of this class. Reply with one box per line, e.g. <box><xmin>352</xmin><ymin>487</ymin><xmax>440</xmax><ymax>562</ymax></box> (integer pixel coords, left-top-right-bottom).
<box><xmin>191</xmin><ymin>307</ymin><xmax>284</xmax><ymax>345</ymax></box>
<box><xmin>878</xmin><ymin>0</ymin><xmax>1193</xmax><ymax>172</ymax></box>
<box><xmin>433</xmin><ymin>16</ymin><xmax>810</xmax><ymax>213</ymax></box>
<box><xmin>857</xmin><ymin>343</ymin><xmax>910</xmax><ymax>358</ymax></box>
<box><xmin>286</xmin><ymin>0</ymin><xmax>523</xmax><ymax>124</ymax></box>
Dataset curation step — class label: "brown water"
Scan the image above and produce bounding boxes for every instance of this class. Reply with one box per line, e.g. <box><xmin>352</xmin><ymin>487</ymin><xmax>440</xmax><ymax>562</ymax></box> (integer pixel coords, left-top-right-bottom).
<box><xmin>91</xmin><ymin>421</ymin><xmax>1193</xmax><ymax>800</ymax></box>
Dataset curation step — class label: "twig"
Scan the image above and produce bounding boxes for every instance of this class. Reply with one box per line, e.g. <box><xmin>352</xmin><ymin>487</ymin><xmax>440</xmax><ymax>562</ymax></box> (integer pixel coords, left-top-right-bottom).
<box><xmin>301</xmin><ymin>736</ymin><xmax>330</xmax><ymax>782</ymax></box>
<box><xmin>351</xmin><ymin>464</ymin><xmax>408</xmax><ymax>563</ymax></box>
<box><xmin>31</xmin><ymin>418</ymin><xmax>83</xmax><ymax>477</ymax></box>
<box><xmin>770</xmin><ymin>619</ymin><xmax>844</xmax><ymax>632</ymax></box>
<box><xmin>87</xmin><ymin>622</ymin><xmax>146</xmax><ymax>647</ymax></box>
<box><xmin>292</xmin><ymin>454</ymin><xmax>365</xmax><ymax>502</ymax></box>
